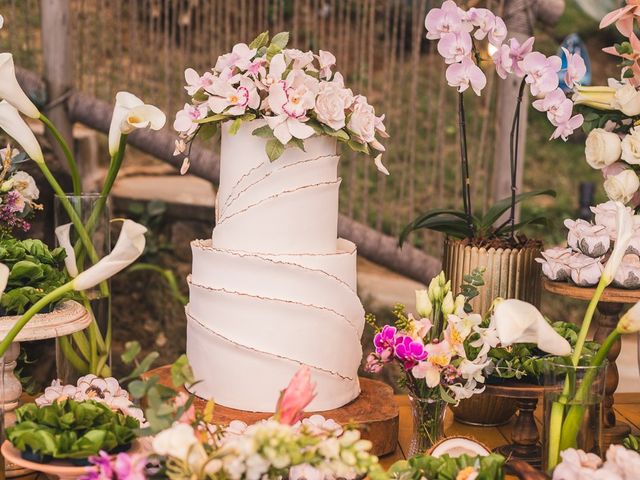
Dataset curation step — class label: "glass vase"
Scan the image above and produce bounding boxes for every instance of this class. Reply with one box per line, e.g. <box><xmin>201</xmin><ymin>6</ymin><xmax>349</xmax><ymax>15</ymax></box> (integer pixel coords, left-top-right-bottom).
<box><xmin>408</xmin><ymin>395</ymin><xmax>447</xmax><ymax>456</ymax></box>
<box><xmin>542</xmin><ymin>360</ymin><xmax>607</xmax><ymax>472</ymax></box>
<box><xmin>54</xmin><ymin>193</ymin><xmax>111</xmax><ymax>382</ymax></box>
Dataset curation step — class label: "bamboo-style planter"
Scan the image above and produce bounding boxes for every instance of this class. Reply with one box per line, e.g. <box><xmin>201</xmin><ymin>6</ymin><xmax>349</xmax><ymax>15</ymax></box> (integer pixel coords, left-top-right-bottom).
<box><xmin>442</xmin><ymin>238</ymin><xmax>542</xmax><ymax>315</ymax></box>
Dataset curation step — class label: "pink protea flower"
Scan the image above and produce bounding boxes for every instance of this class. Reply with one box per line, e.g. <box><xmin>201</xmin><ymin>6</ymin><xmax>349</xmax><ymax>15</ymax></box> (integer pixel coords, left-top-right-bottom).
<box><xmin>492</xmin><ymin>37</ymin><xmax>535</xmax><ymax>79</ymax></box>
<box><xmin>424</xmin><ymin>0</ymin><xmax>467</xmax><ymax>40</ymax></box>
<box><xmin>437</xmin><ymin>31</ymin><xmax>473</xmax><ymax>65</ymax></box>
<box><xmin>562</xmin><ymin>47</ymin><xmax>587</xmax><ymax>89</ymax></box>
<box><xmin>174</xmin><ymin>392</ymin><xmax>196</xmax><ymax>424</ymax></box>
<box><xmin>519</xmin><ymin>52</ymin><xmax>562</xmax><ymax>96</ymax></box>
<box><xmin>600</xmin><ymin>0</ymin><xmax>640</xmax><ymax>37</ymax></box>
<box><xmin>445</xmin><ymin>57</ymin><xmax>487</xmax><ymax>95</ymax></box>
<box><xmin>276</xmin><ymin>366</ymin><xmax>316</xmax><ymax>425</ymax></box>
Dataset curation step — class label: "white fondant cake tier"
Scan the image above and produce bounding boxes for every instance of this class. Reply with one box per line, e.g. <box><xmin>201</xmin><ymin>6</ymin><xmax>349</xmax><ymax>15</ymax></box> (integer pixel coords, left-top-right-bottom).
<box><xmin>186</xmin><ymin>120</ymin><xmax>364</xmax><ymax>412</ymax></box>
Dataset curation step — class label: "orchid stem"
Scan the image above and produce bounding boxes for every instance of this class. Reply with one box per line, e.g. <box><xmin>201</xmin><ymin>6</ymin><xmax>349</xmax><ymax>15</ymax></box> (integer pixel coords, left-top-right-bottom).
<box><xmin>39</xmin><ymin>113</ymin><xmax>81</xmax><ymax>195</ymax></box>
<box><xmin>508</xmin><ymin>79</ymin><xmax>527</xmax><ymax>238</ymax></box>
<box><xmin>458</xmin><ymin>92</ymin><xmax>474</xmax><ymax>236</ymax></box>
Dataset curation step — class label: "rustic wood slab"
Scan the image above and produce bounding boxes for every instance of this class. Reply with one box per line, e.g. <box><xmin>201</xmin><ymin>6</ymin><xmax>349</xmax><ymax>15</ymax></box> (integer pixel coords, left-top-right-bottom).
<box><xmin>542</xmin><ymin>278</ymin><xmax>640</xmax><ymax>303</ymax></box>
<box><xmin>148</xmin><ymin>367</ymin><xmax>399</xmax><ymax>456</ymax></box>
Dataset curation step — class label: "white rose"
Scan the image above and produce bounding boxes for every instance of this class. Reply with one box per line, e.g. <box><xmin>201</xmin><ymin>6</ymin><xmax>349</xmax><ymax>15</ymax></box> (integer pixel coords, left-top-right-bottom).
<box><xmin>613</xmin><ymin>83</ymin><xmax>640</xmax><ymax>116</ymax></box>
<box><xmin>10</xmin><ymin>171</ymin><xmax>39</xmax><ymax>202</ymax></box>
<box><xmin>622</xmin><ymin>127</ymin><xmax>640</xmax><ymax>165</ymax></box>
<box><xmin>152</xmin><ymin>422</ymin><xmax>199</xmax><ymax>461</ymax></box>
<box><xmin>315</xmin><ymin>81</ymin><xmax>353</xmax><ymax>130</ymax></box>
<box><xmin>347</xmin><ymin>96</ymin><xmax>376</xmax><ymax>143</ymax></box>
<box><xmin>585</xmin><ymin>129</ymin><xmax>621</xmax><ymax>169</ymax></box>
<box><xmin>604</xmin><ymin>169</ymin><xmax>640</xmax><ymax>204</ymax></box>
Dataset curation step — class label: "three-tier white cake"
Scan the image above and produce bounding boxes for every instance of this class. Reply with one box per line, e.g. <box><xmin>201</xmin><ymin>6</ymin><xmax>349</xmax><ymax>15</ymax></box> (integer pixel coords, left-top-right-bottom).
<box><xmin>186</xmin><ymin>120</ymin><xmax>365</xmax><ymax>412</ymax></box>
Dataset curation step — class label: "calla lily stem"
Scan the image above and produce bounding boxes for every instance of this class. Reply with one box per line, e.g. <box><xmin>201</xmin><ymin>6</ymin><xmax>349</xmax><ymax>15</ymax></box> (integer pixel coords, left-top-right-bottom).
<box><xmin>572</xmin><ymin>277</ymin><xmax>607</xmax><ymax>366</ymax></box>
<box><xmin>39</xmin><ymin>113</ymin><xmax>81</xmax><ymax>195</ymax></box>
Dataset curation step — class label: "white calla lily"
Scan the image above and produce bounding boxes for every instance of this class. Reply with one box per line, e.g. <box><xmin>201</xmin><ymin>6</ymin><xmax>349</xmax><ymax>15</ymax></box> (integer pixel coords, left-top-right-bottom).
<box><xmin>494</xmin><ymin>299</ymin><xmax>572</xmax><ymax>356</ymax></box>
<box><xmin>72</xmin><ymin>220</ymin><xmax>147</xmax><ymax>291</ymax></box>
<box><xmin>108</xmin><ymin>92</ymin><xmax>166</xmax><ymax>155</ymax></box>
<box><xmin>0</xmin><ymin>263</ymin><xmax>9</xmax><ymax>296</ymax></box>
<box><xmin>0</xmin><ymin>100</ymin><xmax>43</xmax><ymax>162</ymax></box>
<box><xmin>618</xmin><ymin>301</ymin><xmax>640</xmax><ymax>334</ymax></box>
<box><xmin>54</xmin><ymin>223</ymin><xmax>79</xmax><ymax>277</ymax></box>
<box><xmin>602</xmin><ymin>201</ymin><xmax>635</xmax><ymax>284</ymax></box>
<box><xmin>0</xmin><ymin>53</ymin><xmax>39</xmax><ymax>118</ymax></box>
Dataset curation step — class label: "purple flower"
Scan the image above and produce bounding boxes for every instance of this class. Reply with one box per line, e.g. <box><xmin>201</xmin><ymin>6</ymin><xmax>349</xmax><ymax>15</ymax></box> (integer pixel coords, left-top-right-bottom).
<box><xmin>82</xmin><ymin>451</ymin><xmax>113</xmax><ymax>480</ymax></box>
<box><xmin>114</xmin><ymin>452</ymin><xmax>147</xmax><ymax>480</ymax></box>
<box><xmin>373</xmin><ymin>325</ymin><xmax>397</xmax><ymax>354</ymax></box>
<box><xmin>364</xmin><ymin>350</ymin><xmax>392</xmax><ymax>373</ymax></box>
<box><xmin>394</xmin><ymin>335</ymin><xmax>428</xmax><ymax>370</ymax></box>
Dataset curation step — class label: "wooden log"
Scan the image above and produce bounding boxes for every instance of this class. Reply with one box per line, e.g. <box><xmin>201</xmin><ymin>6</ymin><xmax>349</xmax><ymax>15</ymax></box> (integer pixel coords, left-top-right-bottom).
<box><xmin>16</xmin><ymin>68</ymin><xmax>441</xmax><ymax>285</ymax></box>
<box><xmin>40</xmin><ymin>0</ymin><xmax>75</xmax><ymax>177</ymax></box>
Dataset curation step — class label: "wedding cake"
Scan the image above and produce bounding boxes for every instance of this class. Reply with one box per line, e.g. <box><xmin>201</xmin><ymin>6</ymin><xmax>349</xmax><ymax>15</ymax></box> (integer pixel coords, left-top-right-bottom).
<box><xmin>186</xmin><ymin>120</ymin><xmax>366</xmax><ymax>412</ymax></box>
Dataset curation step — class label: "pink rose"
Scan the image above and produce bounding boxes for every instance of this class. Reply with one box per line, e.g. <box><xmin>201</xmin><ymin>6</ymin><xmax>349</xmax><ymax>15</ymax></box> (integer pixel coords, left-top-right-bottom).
<box><xmin>347</xmin><ymin>95</ymin><xmax>377</xmax><ymax>144</ymax></box>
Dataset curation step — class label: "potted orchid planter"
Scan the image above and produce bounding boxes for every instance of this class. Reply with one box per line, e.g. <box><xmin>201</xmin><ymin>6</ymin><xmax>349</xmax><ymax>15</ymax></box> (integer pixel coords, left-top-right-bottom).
<box><xmin>400</xmin><ymin>2</ymin><xmax>587</xmax><ymax>425</ymax></box>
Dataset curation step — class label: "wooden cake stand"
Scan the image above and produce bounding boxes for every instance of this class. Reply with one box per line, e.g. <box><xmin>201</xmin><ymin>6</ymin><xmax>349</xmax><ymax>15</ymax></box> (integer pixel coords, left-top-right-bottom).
<box><xmin>148</xmin><ymin>366</ymin><xmax>399</xmax><ymax>456</ymax></box>
<box><xmin>485</xmin><ymin>382</ymin><xmax>546</xmax><ymax>469</ymax></box>
<box><xmin>543</xmin><ymin>279</ymin><xmax>637</xmax><ymax>447</ymax></box>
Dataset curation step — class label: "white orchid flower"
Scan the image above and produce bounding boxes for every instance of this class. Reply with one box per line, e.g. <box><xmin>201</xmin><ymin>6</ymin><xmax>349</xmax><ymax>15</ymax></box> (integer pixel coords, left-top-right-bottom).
<box><xmin>54</xmin><ymin>223</ymin><xmax>79</xmax><ymax>277</ymax></box>
<box><xmin>0</xmin><ymin>100</ymin><xmax>44</xmax><ymax>162</ymax></box>
<box><xmin>602</xmin><ymin>201</ymin><xmax>635</xmax><ymax>284</ymax></box>
<box><xmin>494</xmin><ymin>299</ymin><xmax>572</xmax><ymax>356</ymax></box>
<box><xmin>0</xmin><ymin>53</ymin><xmax>39</xmax><ymax>118</ymax></box>
<box><xmin>0</xmin><ymin>263</ymin><xmax>9</xmax><ymax>296</ymax></box>
<box><xmin>618</xmin><ymin>301</ymin><xmax>640</xmax><ymax>334</ymax></box>
<box><xmin>108</xmin><ymin>92</ymin><xmax>166</xmax><ymax>155</ymax></box>
<box><xmin>70</xmin><ymin>220</ymin><xmax>146</xmax><ymax>291</ymax></box>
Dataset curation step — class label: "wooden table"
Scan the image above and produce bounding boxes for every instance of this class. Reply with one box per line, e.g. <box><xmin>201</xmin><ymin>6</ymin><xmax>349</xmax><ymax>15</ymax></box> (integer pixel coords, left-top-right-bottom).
<box><xmin>379</xmin><ymin>393</ymin><xmax>640</xmax><ymax>469</ymax></box>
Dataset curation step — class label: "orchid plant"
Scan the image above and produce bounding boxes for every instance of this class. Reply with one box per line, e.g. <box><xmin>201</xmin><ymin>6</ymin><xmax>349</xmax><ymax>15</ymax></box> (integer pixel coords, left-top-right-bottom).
<box><xmin>0</xmin><ymin>15</ymin><xmax>167</xmax><ymax>376</ymax></box>
<box><xmin>173</xmin><ymin>31</ymin><xmax>389</xmax><ymax>172</ymax></box>
<box><xmin>402</xmin><ymin>1</ymin><xmax>585</xmax><ymax>244</ymax></box>
<box><xmin>572</xmin><ymin>1</ymin><xmax>640</xmax><ymax>208</ymax></box>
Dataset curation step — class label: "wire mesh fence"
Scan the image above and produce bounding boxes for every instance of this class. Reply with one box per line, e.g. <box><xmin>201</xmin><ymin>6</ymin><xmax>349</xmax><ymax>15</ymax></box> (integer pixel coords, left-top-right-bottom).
<box><xmin>0</xmin><ymin>0</ymin><xmax>502</xmax><ymax>256</ymax></box>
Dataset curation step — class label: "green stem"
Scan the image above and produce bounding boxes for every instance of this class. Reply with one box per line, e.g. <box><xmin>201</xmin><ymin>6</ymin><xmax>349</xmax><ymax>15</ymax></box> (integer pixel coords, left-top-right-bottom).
<box><xmin>0</xmin><ymin>282</ymin><xmax>74</xmax><ymax>357</ymax></box>
<box><xmin>572</xmin><ymin>278</ymin><xmax>607</xmax><ymax>366</ymax></box>
<box><xmin>59</xmin><ymin>336</ymin><xmax>90</xmax><ymax>374</ymax></box>
<box><xmin>127</xmin><ymin>263</ymin><xmax>188</xmax><ymax>306</ymax></box>
<box><xmin>547</xmin><ymin>400</ymin><xmax>566</xmax><ymax>471</ymax></box>
<box><xmin>39</xmin><ymin>114</ymin><xmax>81</xmax><ymax>195</ymax></box>
<box><xmin>71</xmin><ymin>330</ymin><xmax>91</xmax><ymax>360</ymax></box>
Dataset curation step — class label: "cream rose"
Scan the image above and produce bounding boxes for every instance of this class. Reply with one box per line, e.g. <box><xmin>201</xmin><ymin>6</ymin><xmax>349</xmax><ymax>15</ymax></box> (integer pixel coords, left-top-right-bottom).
<box><xmin>604</xmin><ymin>169</ymin><xmax>640</xmax><ymax>204</ymax></box>
<box><xmin>347</xmin><ymin>96</ymin><xmax>377</xmax><ymax>143</ymax></box>
<box><xmin>613</xmin><ymin>83</ymin><xmax>640</xmax><ymax>116</ymax></box>
<box><xmin>585</xmin><ymin>128</ymin><xmax>621</xmax><ymax>169</ymax></box>
<box><xmin>622</xmin><ymin>127</ymin><xmax>640</xmax><ymax>165</ymax></box>
<box><xmin>315</xmin><ymin>81</ymin><xmax>353</xmax><ymax>130</ymax></box>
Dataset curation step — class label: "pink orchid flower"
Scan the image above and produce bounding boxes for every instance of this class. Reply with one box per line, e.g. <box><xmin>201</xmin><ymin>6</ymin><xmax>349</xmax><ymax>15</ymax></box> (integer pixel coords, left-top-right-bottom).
<box><xmin>214</xmin><ymin>42</ymin><xmax>257</xmax><ymax>72</ymax></box>
<box><xmin>276</xmin><ymin>366</ymin><xmax>316</xmax><ymax>425</ymax></box>
<box><xmin>492</xmin><ymin>36</ymin><xmax>535</xmax><ymax>79</ymax></box>
<box><xmin>445</xmin><ymin>57</ymin><xmax>487</xmax><ymax>96</ymax></box>
<box><xmin>550</xmin><ymin>114</ymin><xmax>584</xmax><ymax>141</ymax></box>
<box><xmin>207</xmin><ymin>76</ymin><xmax>260</xmax><ymax>116</ymax></box>
<box><xmin>173</xmin><ymin>103</ymin><xmax>208</xmax><ymax>136</ymax></box>
<box><xmin>183</xmin><ymin>68</ymin><xmax>215</xmax><ymax>96</ymax></box>
<box><xmin>562</xmin><ymin>47</ymin><xmax>587</xmax><ymax>89</ymax></box>
<box><xmin>425</xmin><ymin>0</ymin><xmax>468</xmax><ymax>40</ymax></box>
<box><xmin>519</xmin><ymin>51</ymin><xmax>561</xmax><ymax>96</ymax></box>
<box><xmin>600</xmin><ymin>0</ymin><xmax>640</xmax><ymax>37</ymax></box>
<box><xmin>532</xmin><ymin>88</ymin><xmax>573</xmax><ymax>125</ymax></box>
<box><xmin>488</xmin><ymin>16</ymin><xmax>508</xmax><ymax>46</ymax></box>
<box><xmin>467</xmin><ymin>8</ymin><xmax>495</xmax><ymax>41</ymax></box>
<box><xmin>437</xmin><ymin>31</ymin><xmax>473</xmax><ymax>64</ymax></box>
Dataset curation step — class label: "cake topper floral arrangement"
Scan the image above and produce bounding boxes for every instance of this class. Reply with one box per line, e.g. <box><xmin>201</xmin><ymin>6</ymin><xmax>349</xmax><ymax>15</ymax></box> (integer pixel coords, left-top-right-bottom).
<box><xmin>402</xmin><ymin>1</ymin><xmax>585</xmax><ymax>244</ymax></box>
<box><xmin>173</xmin><ymin>31</ymin><xmax>388</xmax><ymax>172</ymax></box>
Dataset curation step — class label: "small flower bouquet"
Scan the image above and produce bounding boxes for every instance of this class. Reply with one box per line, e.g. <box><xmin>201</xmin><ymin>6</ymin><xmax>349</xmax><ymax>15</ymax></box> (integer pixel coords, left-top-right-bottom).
<box><xmin>552</xmin><ymin>445</ymin><xmax>640</xmax><ymax>480</ymax></box>
<box><xmin>538</xmin><ymin>201</ymin><xmax>640</xmax><ymax>288</ymax></box>
<box><xmin>174</xmin><ymin>31</ymin><xmax>388</xmax><ymax>170</ymax></box>
<box><xmin>0</xmin><ymin>145</ymin><xmax>41</xmax><ymax>233</ymax></box>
